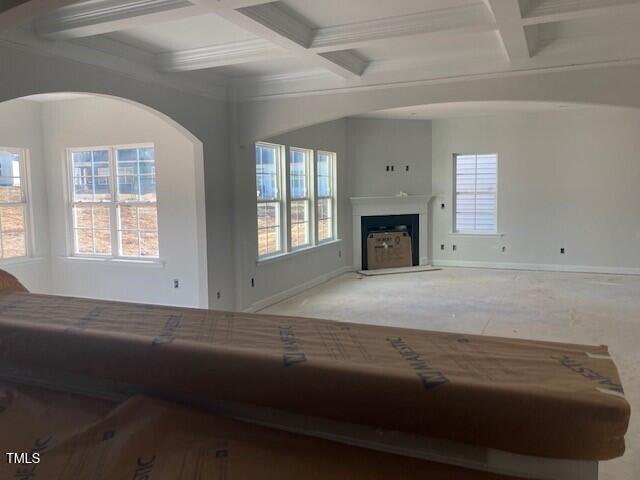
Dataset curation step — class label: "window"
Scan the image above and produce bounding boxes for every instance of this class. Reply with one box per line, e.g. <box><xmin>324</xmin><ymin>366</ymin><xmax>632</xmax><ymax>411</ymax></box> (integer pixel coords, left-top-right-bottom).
<box><xmin>256</xmin><ymin>143</ymin><xmax>338</xmax><ymax>260</ymax></box>
<box><xmin>68</xmin><ymin>145</ymin><xmax>159</xmax><ymax>258</ymax></box>
<box><xmin>316</xmin><ymin>151</ymin><xmax>336</xmax><ymax>242</ymax></box>
<box><xmin>256</xmin><ymin>143</ymin><xmax>283</xmax><ymax>257</ymax></box>
<box><xmin>454</xmin><ymin>153</ymin><xmax>497</xmax><ymax>233</ymax></box>
<box><xmin>289</xmin><ymin>148</ymin><xmax>312</xmax><ymax>249</ymax></box>
<box><xmin>0</xmin><ymin>148</ymin><xmax>28</xmax><ymax>259</ymax></box>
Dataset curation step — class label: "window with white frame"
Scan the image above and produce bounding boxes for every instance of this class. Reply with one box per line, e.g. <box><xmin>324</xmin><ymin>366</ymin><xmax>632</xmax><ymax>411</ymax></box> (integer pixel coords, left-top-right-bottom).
<box><xmin>68</xmin><ymin>145</ymin><xmax>159</xmax><ymax>258</ymax></box>
<box><xmin>256</xmin><ymin>143</ymin><xmax>338</xmax><ymax>260</ymax></box>
<box><xmin>256</xmin><ymin>143</ymin><xmax>283</xmax><ymax>257</ymax></box>
<box><xmin>316</xmin><ymin>151</ymin><xmax>336</xmax><ymax>242</ymax></box>
<box><xmin>0</xmin><ymin>148</ymin><xmax>28</xmax><ymax>259</ymax></box>
<box><xmin>289</xmin><ymin>147</ymin><xmax>312</xmax><ymax>249</ymax></box>
<box><xmin>454</xmin><ymin>153</ymin><xmax>497</xmax><ymax>233</ymax></box>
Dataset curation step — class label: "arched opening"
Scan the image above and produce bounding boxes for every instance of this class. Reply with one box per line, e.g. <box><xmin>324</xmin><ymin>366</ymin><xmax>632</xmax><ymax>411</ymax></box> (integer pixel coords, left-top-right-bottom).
<box><xmin>0</xmin><ymin>92</ymin><xmax>208</xmax><ymax>308</ymax></box>
<box><xmin>237</xmin><ymin>99</ymin><xmax>640</xmax><ymax>311</ymax></box>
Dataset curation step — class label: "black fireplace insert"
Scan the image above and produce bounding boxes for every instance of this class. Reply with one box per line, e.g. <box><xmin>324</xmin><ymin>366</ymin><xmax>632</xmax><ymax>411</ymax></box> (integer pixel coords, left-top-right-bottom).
<box><xmin>360</xmin><ymin>214</ymin><xmax>419</xmax><ymax>270</ymax></box>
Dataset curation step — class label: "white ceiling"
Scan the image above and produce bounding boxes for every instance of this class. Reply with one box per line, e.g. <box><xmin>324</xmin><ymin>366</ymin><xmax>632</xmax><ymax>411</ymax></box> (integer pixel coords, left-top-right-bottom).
<box><xmin>5</xmin><ymin>0</ymin><xmax>640</xmax><ymax>100</ymax></box>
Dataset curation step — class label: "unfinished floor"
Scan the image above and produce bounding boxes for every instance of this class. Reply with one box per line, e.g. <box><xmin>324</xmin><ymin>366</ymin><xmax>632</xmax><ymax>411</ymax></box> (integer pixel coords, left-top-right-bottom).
<box><xmin>261</xmin><ymin>268</ymin><xmax>639</xmax><ymax>480</ymax></box>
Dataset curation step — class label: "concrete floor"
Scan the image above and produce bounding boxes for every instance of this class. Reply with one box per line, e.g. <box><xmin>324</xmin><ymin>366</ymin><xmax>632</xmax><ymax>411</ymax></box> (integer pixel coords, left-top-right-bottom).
<box><xmin>261</xmin><ymin>267</ymin><xmax>639</xmax><ymax>480</ymax></box>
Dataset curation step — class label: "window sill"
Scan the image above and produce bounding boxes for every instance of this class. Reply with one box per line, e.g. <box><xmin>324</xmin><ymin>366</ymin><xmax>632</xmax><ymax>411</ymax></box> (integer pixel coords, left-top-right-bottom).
<box><xmin>0</xmin><ymin>256</ymin><xmax>46</xmax><ymax>267</ymax></box>
<box><xmin>448</xmin><ymin>232</ymin><xmax>504</xmax><ymax>238</ymax></box>
<box><xmin>60</xmin><ymin>256</ymin><xmax>166</xmax><ymax>268</ymax></box>
<box><xmin>257</xmin><ymin>239</ymin><xmax>343</xmax><ymax>266</ymax></box>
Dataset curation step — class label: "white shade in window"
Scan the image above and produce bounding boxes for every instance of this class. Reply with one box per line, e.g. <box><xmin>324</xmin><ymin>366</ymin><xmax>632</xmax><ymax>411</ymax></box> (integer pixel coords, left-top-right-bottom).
<box><xmin>455</xmin><ymin>154</ymin><xmax>497</xmax><ymax>233</ymax></box>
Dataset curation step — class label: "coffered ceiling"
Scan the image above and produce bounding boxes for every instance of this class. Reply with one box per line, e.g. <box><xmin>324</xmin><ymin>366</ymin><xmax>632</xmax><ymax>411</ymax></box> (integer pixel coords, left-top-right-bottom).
<box><xmin>2</xmin><ymin>0</ymin><xmax>640</xmax><ymax>100</ymax></box>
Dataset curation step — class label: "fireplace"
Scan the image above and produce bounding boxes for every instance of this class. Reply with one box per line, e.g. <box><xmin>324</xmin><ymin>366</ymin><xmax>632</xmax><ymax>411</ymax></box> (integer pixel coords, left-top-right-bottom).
<box><xmin>350</xmin><ymin>194</ymin><xmax>433</xmax><ymax>271</ymax></box>
<box><xmin>361</xmin><ymin>214</ymin><xmax>419</xmax><ymax>270</ymax></box>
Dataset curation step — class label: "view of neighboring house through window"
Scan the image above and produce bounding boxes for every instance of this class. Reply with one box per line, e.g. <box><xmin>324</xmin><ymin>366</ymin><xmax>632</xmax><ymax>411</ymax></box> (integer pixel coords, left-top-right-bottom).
<box><xmin>255</xmin><ymin>142</ymin><xmax>338</xmax><ymax>260</ymax></box>
<box><xmin>256</xmin><ymin>143</ymin><xmax>283</xmax><ymax>257</ymax></box>
<box><xmin>69</xmin><ymin>145</ymin><xmax>159</xmax><ymax>258</ymax></box>
<box><xmin>316</xmin><ymin>151</ymin><xmax>336</xmax><ymax>242</ymax></box>
<box><xmin>289</xmin><ymin>148</ymin><xmax>312</xmax><ymax>249</ymax></box>
<box><xmin>454</xmin><ymin>153</ymin><xmax>497</xmax><ymax>233</ymax></box>
<box><xmin>0</xmin><ymin>148</ymin><xmax>28</xmax><ymax>259</ymax></box>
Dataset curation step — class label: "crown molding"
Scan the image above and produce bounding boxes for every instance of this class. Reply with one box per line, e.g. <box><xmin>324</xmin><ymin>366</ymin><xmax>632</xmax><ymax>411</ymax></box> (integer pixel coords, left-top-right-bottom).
<box><xmin>156</xmin><ymin>38</ymin><xmax>287</xmax><ymax>72</ymax></box>
<box><xmin>310</xmin><ymin>3</ymin><xmax>495</xmax><ymax>52</ymax></box>
<box><xmin>34</xmin><ymin>0</ymin><xmax>199</xmax><ymax>39</ymax></box>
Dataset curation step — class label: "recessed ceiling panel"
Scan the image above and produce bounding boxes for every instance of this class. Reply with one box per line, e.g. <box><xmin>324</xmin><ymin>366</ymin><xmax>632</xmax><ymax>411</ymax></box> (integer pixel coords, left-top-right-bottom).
<box><xmin>537</xmin><ymin>13</ymin><xmax>640</xmax><ymax>41</ymax></box>
<box><xmin>356</xmin><ymin>30</ymin><xmax>504</xmax><ymax>63</ymax></box>
<box><xmin>107</xmin><ymin>14</ymin><xmax>257</xmax><ymax>54</ymax></box>
<box><xmin>280</xmin><ymin>0</ymin><xmax>480</xmax><ymax>28</ymax></box>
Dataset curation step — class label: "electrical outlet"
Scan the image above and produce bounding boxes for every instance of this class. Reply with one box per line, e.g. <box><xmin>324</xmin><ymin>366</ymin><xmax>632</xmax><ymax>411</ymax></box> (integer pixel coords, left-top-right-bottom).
<box><xmin>386</xmin><ymin>165</ymin><xmax>390</xmax><ymax>172</ymax></box>
<box><xmin>251</xmin><ymin>277</ymin><xmax>255</xmax><ymax>287</ymax></box>
<box><xmin>390</xmin><ymin>165</ymin><xmax>395</xmax><ymax>172</ymax></box>
<box><xmin>452</xmin><ymin>245</ymin><xmax>457</xmax><ymax>251</ymax></box>
<box><xmin>216</xmin><ymin>291</ymin><xmax>221</xmax><ymax>299</ymax></box>
<box><xmin>405</xmin><ymin>165</ymin><xmax>409</xmax><ymax>172</ymax></box>
<box><xmin>501</xmin><ymin>246</ymin><xmax>506</xmax><ymax>253</ymax></box>
<box><xmin>440</xmin><ymin>244</ymin><xmax>445</xmax><ymax>250</ymax></box>
<box><xmin>440</xmin><ymin>203</ymin><xmax>445</xmax><ymax>209</ymax></box>
<box><xmin>173</xmin><ymin>279</ymin><xmax>180</xmax><ymax>289</ymax></box>
<box><xmin>560</xmin><ymin>247</ymin><xmax>565</xmax><ymax>254</ymax></box>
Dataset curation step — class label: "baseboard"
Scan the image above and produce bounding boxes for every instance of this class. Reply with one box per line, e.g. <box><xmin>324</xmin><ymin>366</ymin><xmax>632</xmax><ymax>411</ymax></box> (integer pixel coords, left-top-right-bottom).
<box><xmin>244</xmin><ymin>265</ymin><xmax>353</xmax><ymax>313</ymax></box>
<box><xmin>432</xmin><ymin>259</ymin><xmax>640</xmax><ymax>276</ymax></box>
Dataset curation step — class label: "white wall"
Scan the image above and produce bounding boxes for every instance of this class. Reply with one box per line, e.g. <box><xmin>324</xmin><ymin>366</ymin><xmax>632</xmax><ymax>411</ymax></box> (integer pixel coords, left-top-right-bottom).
<box><xmin>0</xmin><ymin>100</ymin><xmax>50</xmax><ymax>293</ymax></box>
<box><xmin>432</xmin><ymin>107</ymin><xmax>640</xmax><ymax>273</ymax></box>
<box><xmin>0</xmin><ymin>41</ymin><xmax>233</xmax><ymax>309</ymax></box>
<box><xmin>346</xmin><ymin>118</ymin><xmax>432</xmax><ymax>197</ymax></box>
<box><xmin>233</xmin><ymin>119</ymin><xmax>350</xmax><ymax>311</ymax></box>
<box><xmin>40</xmin><ymin>96</ymin><xmax>207</xmax><ymax>306</ymax></box>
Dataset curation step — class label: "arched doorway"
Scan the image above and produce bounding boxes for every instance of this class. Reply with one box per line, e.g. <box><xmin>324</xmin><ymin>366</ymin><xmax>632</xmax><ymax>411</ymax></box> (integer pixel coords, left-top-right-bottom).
<box><xmin>0</xmin><ymin>93</ymin><xmax>208</xmax><ymax>307</ymax></box>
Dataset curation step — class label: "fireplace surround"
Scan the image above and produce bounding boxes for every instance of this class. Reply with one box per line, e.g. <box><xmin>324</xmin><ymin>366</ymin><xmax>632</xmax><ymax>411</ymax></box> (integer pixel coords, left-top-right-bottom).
<box><xmin>350</xmin><ymin>194</ymin><xmax>433</xmax><ymax>271</ymax></box>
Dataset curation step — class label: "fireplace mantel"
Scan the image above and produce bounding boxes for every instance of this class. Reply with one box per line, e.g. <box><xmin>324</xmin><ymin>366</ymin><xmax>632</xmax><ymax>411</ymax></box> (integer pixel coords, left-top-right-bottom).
<box><xmin>350</xmin><ymin>194</ymin><xmax>432</xmax><ymax>209</ymax></box>
<box><xmin>350</xmin><ymin>194</ymin><xmax>434</xmax><ymax>270</ymax></box>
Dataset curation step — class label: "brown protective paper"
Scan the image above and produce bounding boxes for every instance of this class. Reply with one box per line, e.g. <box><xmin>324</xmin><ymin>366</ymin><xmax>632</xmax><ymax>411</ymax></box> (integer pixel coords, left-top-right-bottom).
<box><xmin>0</xmin><ymin>290</ymin><xmax>630</xmax><ymax>461</ymax></box>
<box><xmin>0</xmin><ymin>382</ymin><xmax>522</xmax><ymax>480</ymax></box>
<box><xmin>0</xmin><ymin>270</ymin><xmax>27</xmax><ymax>293</ymax></box>
<box><xmin>367</xmin><ymin>231</ymin><xmax>412</xmax><ymax>270</ymax></box>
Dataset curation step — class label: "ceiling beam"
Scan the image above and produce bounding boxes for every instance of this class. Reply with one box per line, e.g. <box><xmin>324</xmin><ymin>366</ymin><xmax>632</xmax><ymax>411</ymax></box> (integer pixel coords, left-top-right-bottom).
<box><xmin>484</xmin><ymin>0</ymin><xmax>534</xmax><ymax>60</ymax></box>
<box><xmin>156</xmin><ymin>4</ymin><xmax>496</xmax><ymax>73</ymax></box>
<box><xmin>192</xmin><ymin>0</ymin><xmax>368</xmax><ymax>79</ymax></box>
<box><xmin>0</xmin><ymin>0</ymin><xmax>78</xmax><ymax>31</ymax></box>
<box><xmin>521</xmin><ymin>0</ymin><xmax>640</xmax><ymax>25</ymax></box>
